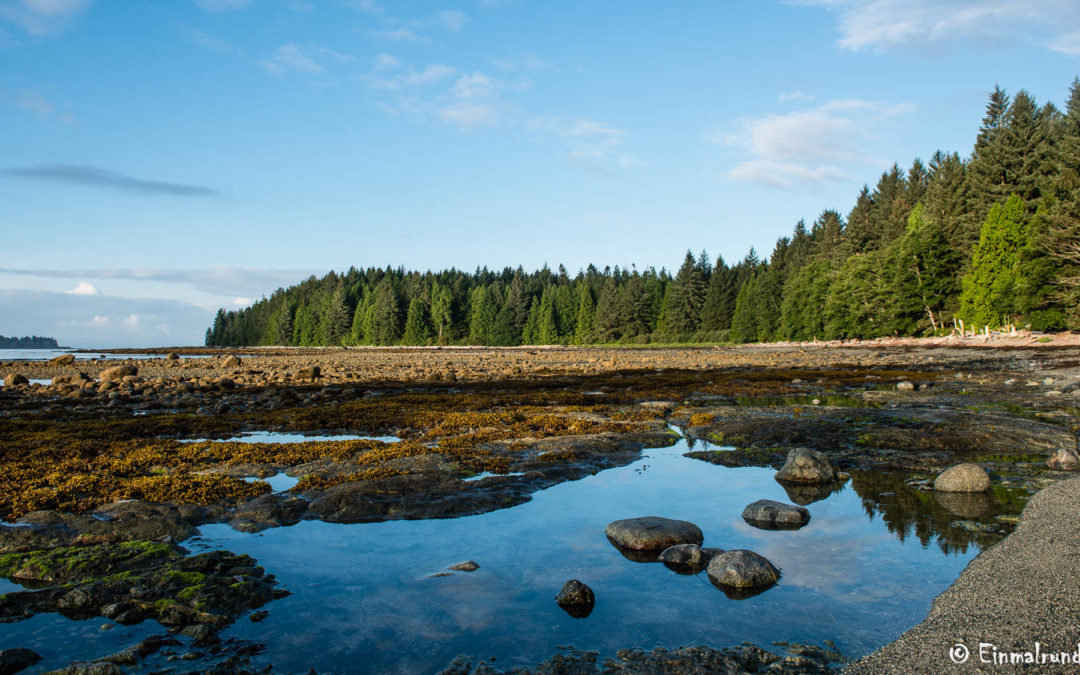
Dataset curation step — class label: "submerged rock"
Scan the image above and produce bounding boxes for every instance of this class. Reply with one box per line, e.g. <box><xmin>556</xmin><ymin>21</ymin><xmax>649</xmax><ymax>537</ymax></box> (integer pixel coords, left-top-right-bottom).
<box><xmin>774</xmin><ymin>448</ymin><xmax>837</xmax><ymax>484</ymax></box>
<box><xmin>933</xmin><ymin>463</ymin><xmax>990</xmax><ymax>493</ymax></box>
<box><xmin>706</xmin><ymin>550</ymin><xmax>781</xmax><ymax>591</ymax></box>
<box><xmin>741</xmin><ymin>499</ymin><xmax>810</xmax><ymax>530</ymax></box>
<box><xmin>659</xmin><ymin>543</ymin><xmax>715</xmax><ymax>574</ymax></box>
<box><xmin>605</xmin><ymin>516</ymin><xmax>703</xmax><ymax>552</ymax></box>
<box><xmin>0</xmin><ymin>648</ymin><xmax>42</xmax><ymax>674</ymax></box>
<box><xmin>555</xmin><ymin>579</ymin><xmax>594</xmax><ymax>619</ymax></box>
<box><xmin>1047</xmin><ymin>445</ymin><xmax>1080</xmax><ymax>471</ymax></box>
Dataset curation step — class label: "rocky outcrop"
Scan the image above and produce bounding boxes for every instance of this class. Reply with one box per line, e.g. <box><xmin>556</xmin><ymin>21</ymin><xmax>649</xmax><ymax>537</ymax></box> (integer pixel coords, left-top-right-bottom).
<box><xmin>774</xmin><ymin>448</ymin><xmax>837</xmax><ymax>484</ymax></box>
<box><xmin>99</xmin><ymin>364</ymin><xmax>138</xmax><ymax>383</ymax></box>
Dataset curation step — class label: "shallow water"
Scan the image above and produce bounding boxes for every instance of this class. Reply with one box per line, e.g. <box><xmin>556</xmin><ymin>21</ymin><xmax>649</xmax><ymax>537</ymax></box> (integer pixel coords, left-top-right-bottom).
<box><xmin>1</xmin><ymin>433</ymin><xmax>1026</xmax><ymax>674</ymax></box>
<box><xmin>0</xmin><ymin>349</ymin><xmax>218</xmax><ymax>362</ymax></box>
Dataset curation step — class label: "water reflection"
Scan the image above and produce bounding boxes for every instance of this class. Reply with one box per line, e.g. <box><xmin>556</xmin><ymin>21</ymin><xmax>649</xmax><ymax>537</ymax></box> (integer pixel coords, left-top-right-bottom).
<box><xmin>848</xmin><ymin>471</ymin><xmax>1020</xmax><ymax>555</ymax></box>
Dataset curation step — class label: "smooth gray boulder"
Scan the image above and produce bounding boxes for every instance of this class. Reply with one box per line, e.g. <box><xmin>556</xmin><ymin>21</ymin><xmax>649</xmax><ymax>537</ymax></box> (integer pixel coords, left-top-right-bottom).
<box><xmin>706</xmin><ymin>550</ymin><xmax>781</xmax><ymax>590</ymax></box>
<box><xmin>741</xmin><ymin>499</ymin><xmax>810</xmax><ymax>530</ymax></box>
<box><xmin>774</xmin><ymin>448</ymin><xmax>837</xmax><ymax>484</ymax></box>
<box><xmin>555</xmin><ymin>579</ymin><xmax>594</xmax><ymax>618</ymax></box>
<box><xmin>933</xmin><ymin>463</ymin><xmax>990</xmax><ymax>493</ymax></box>
<box><xmin>605</xmin><ymin>516</ymin><xmax>703</xmax><ymax>551</ymax></box>
<box><xmin>659</xmin><ymin>543</ymin><xmax>715</xmax><ymax>574</ymax></box>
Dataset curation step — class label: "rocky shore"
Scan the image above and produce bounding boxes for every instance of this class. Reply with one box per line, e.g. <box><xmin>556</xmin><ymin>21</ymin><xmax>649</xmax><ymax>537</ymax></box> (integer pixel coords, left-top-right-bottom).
<box><xmin>1</xmin><ymin>340</ymin><xmax>1078</xmax><ymax>672</ymax></box>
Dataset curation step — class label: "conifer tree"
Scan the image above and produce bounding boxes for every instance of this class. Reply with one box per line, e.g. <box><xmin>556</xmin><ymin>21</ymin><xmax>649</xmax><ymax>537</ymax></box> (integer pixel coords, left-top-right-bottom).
<box><xmin>701</xmin><ymin>256</ymin><xmax>737</xmax><ymax>331</ymax></box>
<box><xmin>401</xmin><ymin>297</ymin><xmax>433</xmax><ymax>345</ymax></box>
<box><xmin>662</xmin><ymin>250</ymin><xmax>707</xmax><ymax>336</ymax></box>
<box><xmin>468</xmin><ymin>286</ymin><xmax>497</xmax><ymax>344</ymax></box>
<box><xmin>959</xmin><ymin>195</ymin><xmax>1028</xmax><ymax>329</ymax></box>
<box><xmin>572</xmin><ymin>282</ymin><xmax>595</xmax><ymax>344</ymax></box>
<box><xmin>371</xmin><ymin>279</ymin><xmax>402</xmax><ymax>344</ymax></box>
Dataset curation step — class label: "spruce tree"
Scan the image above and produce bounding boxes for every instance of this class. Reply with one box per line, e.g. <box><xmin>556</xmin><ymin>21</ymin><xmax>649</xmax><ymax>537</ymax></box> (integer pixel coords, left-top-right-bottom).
<box><xmin>701</xmin><ymin>256</ymin><xmax>737</xmax><ymax>331</ymax></box>
<box><xmin>572</xmin><ymin>282</ymin><xmax>595</xmax><ymax>344</ymax></box>
<box><xmin>468</xmin><ymin>286</ymin><xmax>497</xmax><ymax>344</ymax></box>
<box><xmin>662</xmin><ymin>250</ymin><xmax>707</xmax><ymax>336</ymax></box>
<box><xmin>371</xmin><ymin>279</ymin><xmax>403</xmax><ymax>345</ymax></box>
<box><xmin>401</xmin><ymin>297</ymin><xmax>433</xmax><ymax>345</ymax></box>
<box><xmin>959</xmin><ymin>195</ymin><xmax>1028</xmax><ymax>329</ymax></box>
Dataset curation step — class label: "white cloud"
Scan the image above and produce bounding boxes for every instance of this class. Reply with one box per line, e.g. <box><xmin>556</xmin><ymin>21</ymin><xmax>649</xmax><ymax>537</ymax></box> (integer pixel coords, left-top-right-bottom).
<box><xmin>182</xmin><ymin>26</ymin><xmax>244</xmax><ymax>56</ymax></box>
<box><xmin>439</xmin><ymin>102</ymin><xmax>499</xmax><ymax>128</ymax></box>
<box><xmin>0</xmin><ymin>0</ymin><xmax>90</xmax><ymax>35</ymax></box>
<box><xmin>350</xmin><ymin>0</ymin><xmax>383</xmax><ymax>13</ymax></box>
<box><xmin>449</xmin><ymin>72</ymin><xmax>495</xmax><ymax>99</ymax></box>
<box><xmin>259</xmin><ymin>43</ymin><xmax>323</xmax><ymax>76</ymax></box>
<box><xmin>67</xmin><ymin>281</ymin><xmax>99</xmax><ymax>295</ymax></box>
<box><xmin>123</xmin><ymin>313</ymin><xmax>139</xmax><ymax>328</ymax></box>
<box><xmin>195</xmin><ymin>0</ymin><xmax>251</xmax><ymax>12</ymax></box>
<box><xmin>375</xmin><ymin>26</ymin><xmax>426</xmax><ymax>42</ymax></box>
<box><xmin>1048</xmin><ymin>30</ymin><xmax>1080</xmax><ymax>56</ymax></box>
<box><xmin>437</xmin><ymin>9</ymin><xmax>466</xmax><ymax>31</ymax></box>
<box><xmin>779</xmin><ymin>90</ymin><xmax>815</xmax><ymax>102</ymax></box>
<box><xmin>530</xmin><ymin>116</ymin><xmax>641</xmax><ymax>171</ymax></box>
<box><xmin>90</xmin><ymin>314</ymin><xmax>109</xmax><ymax>326</ymax></box>
<box><xmin>232</xmin><ymin>296</ymin><xmax>253</xmax><ymax>307</ymax></box>
<box><xmin>709</xmin><ymin>98</ymin><xmax>913</xmax><ymax>188</ymax></box>
<box><xmin>8</xmin><ymin>88</ymin><xmax>75</xmax><ymax>122</ymax></box>
<box><xmin>373</xmin><ymin>53</ymin><xmax>399</xmax><ymax>69</ymax></box>
<box><xmin>797</xmin><ymin>0</ymin><xmax>1080</xmax><ymax>53</ymax></box>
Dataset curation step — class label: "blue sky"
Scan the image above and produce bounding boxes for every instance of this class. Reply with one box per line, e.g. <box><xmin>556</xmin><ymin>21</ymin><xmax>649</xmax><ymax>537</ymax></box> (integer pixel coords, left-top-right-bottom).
<box><xmin>2</xmin><ymin>0</ymin><xmax>1079</xmax><ymax>347</ymax></box>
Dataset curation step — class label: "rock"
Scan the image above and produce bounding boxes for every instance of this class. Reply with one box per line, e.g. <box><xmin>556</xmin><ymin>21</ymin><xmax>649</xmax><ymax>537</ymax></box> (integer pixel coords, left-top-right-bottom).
<box><xmin>179</xmin><ymin>623</ymin><xmax>219</xmax><ymax>643</ymax></box>
<box><xmin>0</xmin><ymin>648</ymin><xmax>42</xmax><ymax>674</ymax></box>
<box><xmin>774</xmin><ymin>448</ymin><xmax>837</xmax><ymax>484</ymax></box>
<box><xmin>448</xmin><ymin>560</ymin><xmax>480</xmax><ymax>572</ymax></box>
<box><xmin>222</xmin><ymin>355</ymin><xmax>241</xmax><ymax>368</ymax></box>
<box><xmin>706</xmin><ymin>550</ymin><xmax>781</xmax><ymax>592</ymax></box>
<box><xmin>1047</xmin><ymin>446</ymin><xmax>1080</xmax><ymax>471</ymax></box>
<box><xmin>296</xmin><ymin>365</ymin><xmax>321</xmax><ymax>380</ymax></box>
<box><xmin>555</xmin><ymin>579</ymin><xmax>594</xmax><ymax>618</ymax></box>
<box><xmin>933</xmin><ymin>463</ymin><xmax>991</xmax><ymax>493</ymax></box>
<box><xmin>49</xmin><ymin>353</ymin><xmax>76</xmax><ymax>365</ymax></box>
<box><xmin>659</xmin><ymin>543</ymin><xmax>714</xmax><ymax>574</ymax></box>
<box><xmin>896</xmin><ymin>381</ymin><xmax>915</xmax><ymax>391</ymax></box>
<box><xmin>741</xmin><ymin>499</ymin><xmax>810</xmax><ymax>530</ymax></box>
<box><xmin>52</xmin><ymin>372</ymin><xmax>91</xmax><ymax>386</ymax></box>
<box><xmin>99</xmin><ymin>365</ymin><xmax>137</xmax><ymax>383</ymax></box>
<box><xmin>3</xmin><ymin>373</ymin><xmax>28</xmax><ymax>387</ymax></box>
<box><xmin>605</xmin><ymin>516</ymin><xmax>703</xmax><ymax>552</ymax></box>
<box><xmin>47</xmin><ymin>663</ymin><xmax>123</xmax><ymax>675</ymax></box>
<box><xmin>166</xmin><ymin>353</ymin><xmax>179</xmax><ymax>361</ymax></box>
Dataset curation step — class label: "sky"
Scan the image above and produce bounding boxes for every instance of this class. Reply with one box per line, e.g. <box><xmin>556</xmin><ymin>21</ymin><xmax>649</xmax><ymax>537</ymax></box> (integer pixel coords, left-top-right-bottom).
<box><xmin>2</xmin><ymin>0</ymin><xmax>1079</xmax><ymax>347</ymax></box>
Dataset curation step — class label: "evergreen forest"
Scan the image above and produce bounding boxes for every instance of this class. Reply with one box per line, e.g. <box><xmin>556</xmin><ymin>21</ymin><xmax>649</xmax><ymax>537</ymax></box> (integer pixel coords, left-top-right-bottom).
<box><xmin>206</xmin><ymin>80</ymin><xmax>1080</xmax><ymax>347</ymax></box>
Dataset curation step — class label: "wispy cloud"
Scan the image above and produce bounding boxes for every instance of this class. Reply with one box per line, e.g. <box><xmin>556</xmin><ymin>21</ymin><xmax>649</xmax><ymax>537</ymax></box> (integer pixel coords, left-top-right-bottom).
<box><xmin>67</xmin><ymin>281</ymin><xmax>100</xmax><ymax>295</ymax></box>
<box><xmin>437</xmin><ymin>9</ymin><xmax>466</xmax><ymax>31</ymax></box>
<box><xmin>0</xmin><ymin>0</ymin><xmax>90</xmax><ymax>36</ymax></box>
<box><xmin>259</xmin><ymin>43</ymin><xmax>323</xmax><ymax>76</ymax></box>
<box><xmin>779</xmin><ymin>90</ymin><xmax>815</xmax><ymax>102</ymax></box>
<box><xmin>0</xmin><ymin>267</ymin><xmax>321</xmax><ymax>297</ymax></box>
<box><xmin>180</xmin><ymin>25</ymin><xmax>244</xmax><ymax>56</ymax></box>
<box><xmin>8</xmin><ymin>88</ymin><xmax>76</xmax><ymax>122</ymax></box>
<box><xmin>796</xmin><ymin>0</ymin><xmax>1080</xmax><ymax>53</ymax></box>
<box><xmin>709</xmin><ymin>98</ymin><xmax>913</xmax><ymax>188</ymax></box>
<box><xmin>2</xmin><ymin>164</ymin><xmax>218</xmax><ymax>196</ymax></box>
<box><xmin>530</xmin><ymin>116</ymin><xmax>642</xmax><ymax>171</ymax></box>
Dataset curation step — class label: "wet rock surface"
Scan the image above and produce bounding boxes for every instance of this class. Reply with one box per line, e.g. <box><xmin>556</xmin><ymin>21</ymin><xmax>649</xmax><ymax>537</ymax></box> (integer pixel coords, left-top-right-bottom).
<box><xmin>605</xmin><ymin>516</ymin><xmax>704</xmax><ymax>552</ymax></box>
<box><xmin>658</xmin><ymin>543</ymin><xmax>715</xmax><ymax>574</ymax></box>
<box><xmin>774</xmin><ymin>448</ymin><xmax>838</xmax><ymax>484</ymax></box>
<box><xmin>707</xmin><ymin>550</ymin><xmax>782</xmax><ymax>591</ymax></box>
<box><xmin>742</xmin><ymin>499</ymin><xmax>811</xmax><ymax>530</ymax></box>
<box><xmin>555</xmin><ymin>579</ymin><xmax>595</xmax><ymax>619</ymax></box>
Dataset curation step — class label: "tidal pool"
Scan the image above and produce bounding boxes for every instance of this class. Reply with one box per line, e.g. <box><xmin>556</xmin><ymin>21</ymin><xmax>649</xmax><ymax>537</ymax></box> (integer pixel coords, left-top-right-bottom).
<box><xmin>186</xmin><ymin>436</ymin><xmax>1020</xmax><ymax>674</ymax></box>
<box><xmin>1</xmin><ymin>433</ymin><xmax>1026</xmax><ymax>673</ymax></box>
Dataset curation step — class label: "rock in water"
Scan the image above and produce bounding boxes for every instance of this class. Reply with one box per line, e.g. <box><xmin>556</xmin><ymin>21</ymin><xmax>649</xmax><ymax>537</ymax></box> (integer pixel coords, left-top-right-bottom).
<box><xmin>99</xmin><ymin>365</ymin><xmax>137</xmax><ymax>383</ymax></box>
<box><xmin>774</xmin><ymin>448</ymin><xmax>837</xmax><ymax>484</ymax></box>
<box><xmin>1047</xmin><ymin>446</ymin><xmax>1080</xmax><ymax>471</ymax></box>
<box><xmin>659</xmin><ymin>543</ymin><xmax>715</xmax><ymax>574</ymax></box>
<box><xmin>222</xmin><ymin>355</ymin><xmax>241</xmax><ymax>368</ymax></box>
<box><xmin>0</xmin><ymin>648</ymin><xmax>42</xmax><ymax>673</ymax></box>
<box><xmin>49</xmin><ymin>353</ymin><xmax>76</xmax><ymax>365</ymax></box>
<box><xmin>741</xmin><ymin>499</ymin><xmax>810</xmax><ymax>530</ymax></box>
<box><xmin>933</xmin><ymin>463</ymin><xmax>991</xmax><ymax>492</ymax></box>
<box><xmin>3</xmin><ymin>373</ymin><xmax>29</xmax><ymax>387</ymax></box>
<box><xmin>166</xmin><ymin>353</ymin><xmax>179</xmax><ymax>361</ymax></box>
<box><xmin>707</xmin><ymin>550</ymin><xmax>781</xmax><ymax>591</ymax></box>
<box><xmin>448</xmin><ymin>560</ymin><xmax>480</xmax><ymax>572</ymax></box>
<box><xmin>605</xmin><ymin>516</ymin><xmax>704</xmax><ymax>551</ymax></box>
<box><xmin>555</xmin><ymin>579</ymin><xmax>594</xmax><ymax>618</ymax></box>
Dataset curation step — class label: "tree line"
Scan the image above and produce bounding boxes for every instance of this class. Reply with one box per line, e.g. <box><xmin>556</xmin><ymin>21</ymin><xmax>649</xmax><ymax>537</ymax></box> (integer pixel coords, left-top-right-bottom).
<box><xmin>207</xmin><ymin>79</ymin><xmax>1080</xmax><ymax>347</ymax></box>
<box><xmin>0</xmin><ymin>336</ymin><xmax>60</xmax><ymax>349</ymax></box>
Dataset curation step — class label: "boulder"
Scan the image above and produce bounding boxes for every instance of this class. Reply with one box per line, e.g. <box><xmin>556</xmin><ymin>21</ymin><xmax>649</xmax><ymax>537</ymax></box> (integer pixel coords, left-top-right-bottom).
<box><xmin>0</xmin><ymin>648</ymin><xmax>42</xmax><ymax>674</ymax></box>
<box><xmin>296</xmin><ymin>365</ymin><xmax>321</xmax><ymax>380</ymax></box>
<box><xmin>896</xmin><ymin>381</ymin><xmax>915</xmax><ymax>391</ymax></box>
<box><xmin>99</xmin><ymin>365</ymin><xmax>138</xmax><ymax>383</ymax></box>
<box><xmin>166</xmin><ymin>353</ymin><xmax>180</xmax><ymax>361</ymax></box>
<box><xmin>659</xmin><ymin>543</ymin><xmax>715</xmax><ymax>574</ymax></box>
<box><xmin>449</xmin><ymin>560</ymin><xmax>480</xmax><ymax>572</ymax></box>
<box><xmin>605</xmin><ymin>516</ymin><xmax>703</xmax><ymax>552</ymax></box>
<box><xmin>706</xmin><ymin>550</ymin><xmax>781</xmax><ymax>591</ymax></box>
<box><xmin>933</xmin><ymin>463</ymin><xmax>991</xmax><ymax>493</ymax></box>
<box><xmin>555</xmin><ymin>579</ymin><xmax>594</xmax><ymax>619</ymax></box>
<box><xmin>741</xmin><ymin>499</ymin><xmax>810</xmax><ymax>530</ymax></box>
<box><xmin>49</xmin><ymin>353</ymin><xmax>76</xmax><ymax>365</ymax></box>
<box><xmin>53</xmin><ymin>372</ymin><xmax>92</xmax><ymax>386</ymax></box>
<box><xmin>774</xmin><ymin>448</ymin><xmax>837</xmax><ymax>484</ymax></box>
<box><xmin>3</xmin><ymin>373</ymin><xmax>29</xmax><ymax>387</ymax></box>
<box><xmin>222</xmin><ymin>355</ymin><xmax>241</xmax><ymax>368</ymax></box>
<box><xmin>1047</xmin><ymin>446</ymin><xmax>1080</xmax><ymax>471</ymax></box>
